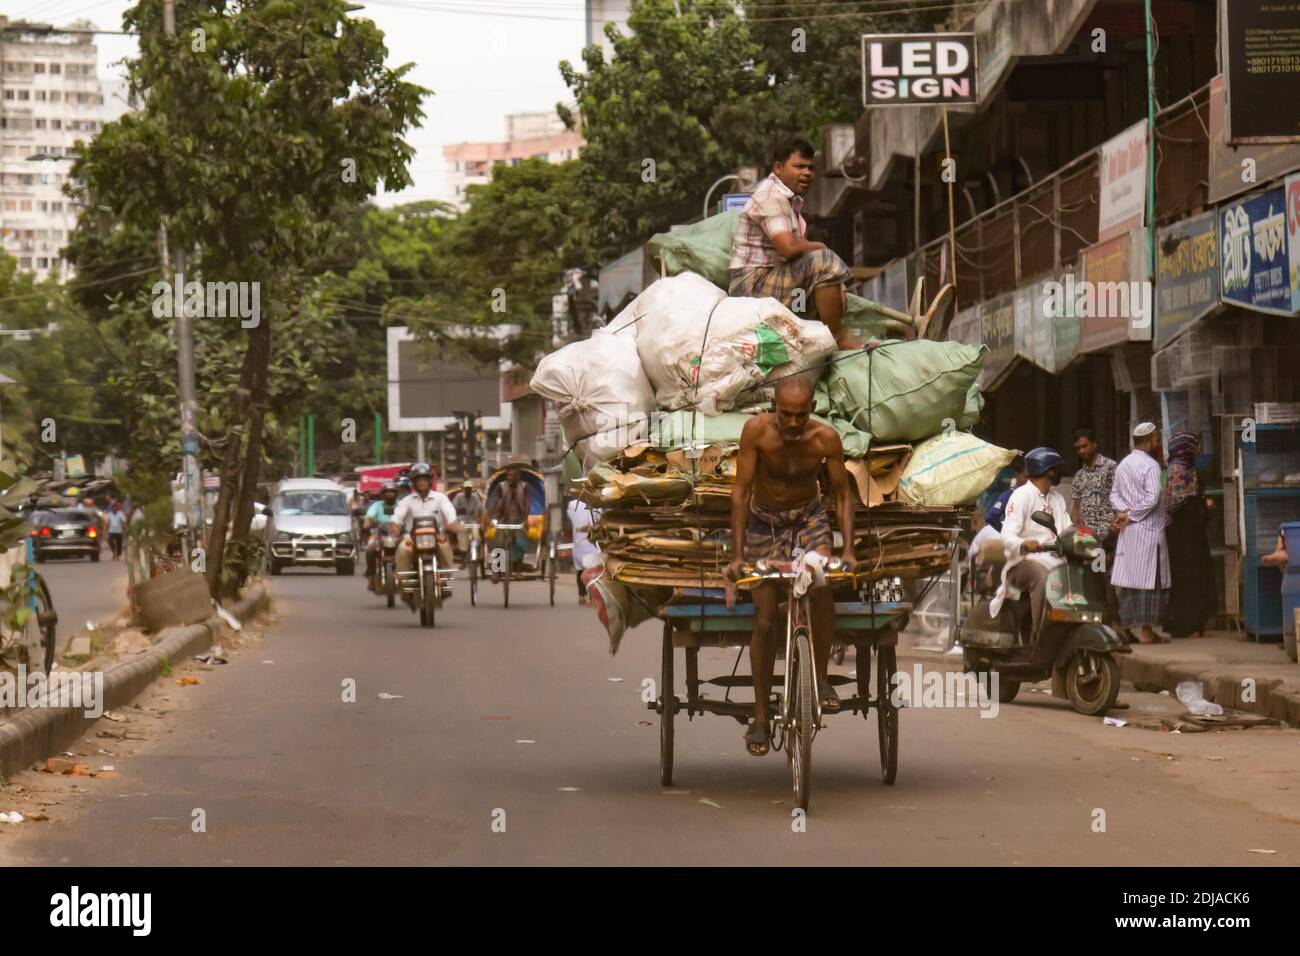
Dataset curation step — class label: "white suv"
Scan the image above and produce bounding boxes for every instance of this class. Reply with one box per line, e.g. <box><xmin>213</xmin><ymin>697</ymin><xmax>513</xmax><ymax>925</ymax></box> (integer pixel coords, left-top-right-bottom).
<box><xmin>265</xmin><ymin>478</ymin><xmax>357</xmax><ymax>575</ymax></box>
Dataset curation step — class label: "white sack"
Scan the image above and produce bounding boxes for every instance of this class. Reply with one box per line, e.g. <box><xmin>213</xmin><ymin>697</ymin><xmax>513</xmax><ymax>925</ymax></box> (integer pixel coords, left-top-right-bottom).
<box><xmin>529</xmin><ymin>328</ymin><xmax>655</xmax><ymax>468</ymax></box>
<box><xmin>632</xmin><ymin>277</ymin><xmax>835</xmax><ymax>415</ymax></box>
<box><xmin>605</xmin><ymin>271</ymin><xmax>724</xmax><ymax>340</ymax></box>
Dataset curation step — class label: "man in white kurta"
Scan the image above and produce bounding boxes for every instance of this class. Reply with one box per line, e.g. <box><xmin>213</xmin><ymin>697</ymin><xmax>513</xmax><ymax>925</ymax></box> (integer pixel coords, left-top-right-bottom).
<box><xmin>997</xmin><ymin>448</ymin><xmax>1073</xmax><ymax>638</ymax></box>
<box><xmin>1109</xmin><ymin>422</ymin><xmax>1170</xmax><ymax>643</ymax></box>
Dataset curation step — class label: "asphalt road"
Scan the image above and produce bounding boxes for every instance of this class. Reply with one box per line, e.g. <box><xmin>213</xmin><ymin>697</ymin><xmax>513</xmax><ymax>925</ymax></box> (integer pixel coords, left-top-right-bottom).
<box><xmin>3</xmin><ymin>567</ymin><xmax>1300</xmax><ymax>866</ymax></box>
<box><xmin>38</xmin><ymin>550</ymin><xmax>128</xmax><ymax>655</ymax></box>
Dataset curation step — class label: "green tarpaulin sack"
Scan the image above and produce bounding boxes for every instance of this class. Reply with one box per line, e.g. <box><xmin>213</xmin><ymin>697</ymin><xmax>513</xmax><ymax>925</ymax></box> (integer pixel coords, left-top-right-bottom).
<box><xmin>645</xmin><ymin>214</ymin><xmax>893</xmax><ymax>338</ymax></box>
<box><xmin>826</xmin><ymin>340</ymin><xmax>985</xmax><ymax>443</ymax></box>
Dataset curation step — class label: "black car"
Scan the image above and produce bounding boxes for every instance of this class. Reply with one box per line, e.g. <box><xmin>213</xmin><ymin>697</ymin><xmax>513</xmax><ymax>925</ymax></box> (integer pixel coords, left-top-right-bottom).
<box><xmin>31</xmin><ymin>509</ymin><xmax>101</xmax><ymax>562</ymax></box>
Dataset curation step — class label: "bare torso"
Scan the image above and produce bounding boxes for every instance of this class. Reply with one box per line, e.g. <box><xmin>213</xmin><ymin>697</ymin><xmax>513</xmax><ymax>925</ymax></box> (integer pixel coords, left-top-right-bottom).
<box><xmin>748</xmin><ymin>413</ymin><xmax>837</xmax><ymax>509</ymax></box>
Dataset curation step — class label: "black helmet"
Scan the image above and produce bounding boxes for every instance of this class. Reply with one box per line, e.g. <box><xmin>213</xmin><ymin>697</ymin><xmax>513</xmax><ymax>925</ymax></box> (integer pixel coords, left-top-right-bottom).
<box><xmin>1025</xmin><ymin>446</ymin><xmax>1064</xmax><ymax>478</ymax></box>
<box><xmin>395</xmin><ymin>476</ymin><xmax>411</xmax><ymax>491</ymax></box>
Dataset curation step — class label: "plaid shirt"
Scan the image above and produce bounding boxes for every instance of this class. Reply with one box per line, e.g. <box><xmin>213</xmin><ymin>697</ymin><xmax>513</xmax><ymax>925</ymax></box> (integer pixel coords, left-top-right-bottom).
<box><xmin>728</xmin><ymin>173</ymin><xmax>806</xmax><ymax>270</ymax></box>
<box><xmin>1071</xmin><ymin>454</ymin><xmax>1117</xmax><ymax>537</ymax></box>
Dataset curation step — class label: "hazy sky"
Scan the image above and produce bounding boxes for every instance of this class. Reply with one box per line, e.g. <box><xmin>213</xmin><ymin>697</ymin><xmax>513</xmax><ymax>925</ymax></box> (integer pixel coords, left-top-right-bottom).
<box><xmin>0</xmin><ymin>0</ymin><xmax>594</xmax><ymax>205</ymax></box>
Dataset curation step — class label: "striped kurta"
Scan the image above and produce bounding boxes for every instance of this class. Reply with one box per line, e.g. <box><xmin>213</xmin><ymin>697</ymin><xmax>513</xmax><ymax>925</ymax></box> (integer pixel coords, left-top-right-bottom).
<box><xmin>1109</xmin><ymin>449</ymin><xmax>1170</xmax><ymax>591</ymax></box>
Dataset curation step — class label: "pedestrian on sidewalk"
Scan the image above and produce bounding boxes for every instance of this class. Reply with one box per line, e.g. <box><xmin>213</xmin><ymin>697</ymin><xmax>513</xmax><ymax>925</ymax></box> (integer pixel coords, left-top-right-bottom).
<box><xmin>1109</xmin><ymin>422</ymin><xmax>1170</xmax><ymax>644</ymax></box>
<box><xmin>1070</xmin><ymin>427</ymin><xmax>1119</xmax><ymax>623</ymax></box>
<box><xmin>1163</xmin><ymin>432</ymin><xmax>1216</xmax><ymax>638</ymax></box>
<box><xmin>107</xmin><ymin>503</ymin><xmax>126</xmax><ymax>559</ymax></box>
<box><xmin>567</xmin><ymin>496</ymin><xmax>599</xmax><ymax>605</ymax></box>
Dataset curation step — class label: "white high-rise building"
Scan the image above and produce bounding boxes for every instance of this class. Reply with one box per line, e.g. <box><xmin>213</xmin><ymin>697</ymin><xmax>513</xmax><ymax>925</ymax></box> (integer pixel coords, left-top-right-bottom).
<box><xmin>585</xmin><ymin>0</ymin><xmax>631</xmax><ymax>55</ymax></box>
<box><xmin>0</xmin><ymin>22</ymin><xmax>123</xmax><ymax>282</ymax></box>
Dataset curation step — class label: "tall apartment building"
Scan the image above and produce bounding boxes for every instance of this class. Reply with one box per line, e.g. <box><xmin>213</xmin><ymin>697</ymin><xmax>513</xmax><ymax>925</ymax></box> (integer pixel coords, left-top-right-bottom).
<box><xmin>585</xmin><ymin>0</ymin><xmax>631</xmax><ymax>55</ymax></box>
<box><xmin>0</xmin><ymin>22</ymin><xmax>117</xmax><ymax>281</ymax></box>
<box><xmin>441</xmin><ymin>111</ymin><xmax>585</xmax><ymax>209</ymax></box>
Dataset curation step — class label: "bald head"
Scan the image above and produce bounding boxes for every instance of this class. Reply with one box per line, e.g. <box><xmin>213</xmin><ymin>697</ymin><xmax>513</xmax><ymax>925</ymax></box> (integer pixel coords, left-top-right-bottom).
<box><xmin>774</xmin><ymin>374</ymin><xmax>815</xmax><ymax>405</ymax></box>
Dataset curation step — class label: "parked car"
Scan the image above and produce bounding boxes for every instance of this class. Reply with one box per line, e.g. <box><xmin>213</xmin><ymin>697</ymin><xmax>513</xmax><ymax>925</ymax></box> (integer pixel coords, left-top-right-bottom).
<box><xmin>264</xmin><ymin>478</ymin><xmax>356</xmax><ymax>575</ymax></box>
<box><xmin>30</xmin><ymin>508</ymin><xmax>101</xmax><ymax>562</ymax></box>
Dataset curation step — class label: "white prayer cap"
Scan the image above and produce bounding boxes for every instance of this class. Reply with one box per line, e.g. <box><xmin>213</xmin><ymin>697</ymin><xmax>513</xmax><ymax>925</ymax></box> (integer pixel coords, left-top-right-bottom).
<box><xmin>1132</xmin><ymin>421</ymin><xmax>1157</xmax><ymax>438</ymax></box>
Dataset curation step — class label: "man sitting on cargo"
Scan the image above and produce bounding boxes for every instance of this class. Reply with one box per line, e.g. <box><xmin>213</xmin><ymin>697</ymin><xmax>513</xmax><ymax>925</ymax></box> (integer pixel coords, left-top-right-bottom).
<box><xmin>729</xmin><ymin>136</ymin><xmax>863</xmax><ymax>351</ymax></box>
<box><xmin>726</xmin><ymin>375</ymin><xmax>857</xmax><ymax>757</ymax></box>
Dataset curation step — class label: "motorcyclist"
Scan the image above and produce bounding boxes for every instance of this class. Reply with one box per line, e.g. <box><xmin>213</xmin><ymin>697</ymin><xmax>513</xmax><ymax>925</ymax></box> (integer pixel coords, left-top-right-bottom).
<box><xmin>363</xmin><ymin>481</ymin><xmax>401</xmax><ymax>588</ymax></box>
<box><xmin>996</xmin><ymin>446</ymin><xmax>1074</xmax><ymax>639</ymax></box>
<box><xmin>389</xmin><ymin>463</ymin><xmax>460</xmax><ymax>605</ymax></box>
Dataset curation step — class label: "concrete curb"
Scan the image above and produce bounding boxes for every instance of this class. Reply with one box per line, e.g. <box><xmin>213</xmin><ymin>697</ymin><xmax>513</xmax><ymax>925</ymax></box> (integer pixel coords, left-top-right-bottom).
<box><xmin>1118</xmin><ymin>653</ymin><xmax>1300</xmax><ymax>727</ymax></box>
<box><xmin>0</xmin><ymin>584</ymin><xmax>270</xmax><ymax>782</ymax></box>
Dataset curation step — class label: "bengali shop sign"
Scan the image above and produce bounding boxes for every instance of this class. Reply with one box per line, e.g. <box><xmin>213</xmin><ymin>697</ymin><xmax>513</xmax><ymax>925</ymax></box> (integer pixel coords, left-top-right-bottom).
<box><xmin>1013</xmin><ymin>286</ymin><xmax>1033</xmax><ymax>361</ymax></box>
<box><xmin>1220</xmin><ymin>185</ymin><xmax>1293</xmax><ymax>315</ymax></box>
<box><xmin>1078</xmin><ymin>230</ymin><xmax>1150</xmax><ymax>353</ymax></box>
<box><xmin>1154</xmin><ymin>212</ymin><xmax>1219</xmax><ymax>349</ymax></box>
<box><xmin>978</xmin><ymin>293</ymin><xmax>1016</xmax><ymax>389</ymax></box>
<box><xmin>1098</xmin><ymin>121</ymin><xmax>1147</xmax><ymax>242</ymax></box>
<box><xmin>1288</xmin><ymin>173</ymin><xmax>1300</xmax><ymax>313</ymax></box>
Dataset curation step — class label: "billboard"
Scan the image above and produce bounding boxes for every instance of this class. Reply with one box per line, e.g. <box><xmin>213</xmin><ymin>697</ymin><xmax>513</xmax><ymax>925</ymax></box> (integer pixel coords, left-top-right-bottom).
<box><xmin>385</xmin><ymin>326</ymin><xmax>513</xmax><ymax>433</ymax></box>
<box><xmin>861</xmin><ymin>33</ymin><xmax>977</xmax><ymax>106</ymax></box>
<box><xmin>1220</xmin><ymin>0</ymin><xmax>1300</xmax><ymax>143</ymax></box>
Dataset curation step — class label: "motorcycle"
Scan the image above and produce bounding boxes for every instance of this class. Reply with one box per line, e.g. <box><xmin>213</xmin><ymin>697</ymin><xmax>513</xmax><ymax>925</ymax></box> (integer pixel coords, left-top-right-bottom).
<box><xmin>961</xmin><ymin>510</ymin><xmax>1129</xmax><ymax>716</ymax></box>
<box><xmin>396</xmin><ymin>516</ymin><xmax>455</xmax><ymax>628</ymax></box>
<box><xmin>370</xmin><ymin>528</ymin><xmax>400</xmax><ymax>608</ymax></box>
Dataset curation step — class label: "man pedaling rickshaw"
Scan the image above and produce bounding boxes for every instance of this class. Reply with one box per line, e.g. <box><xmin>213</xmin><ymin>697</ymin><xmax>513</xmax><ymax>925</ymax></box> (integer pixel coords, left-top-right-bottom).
<box><xmin>363</xmin><ymin>481</ymin><xmax>400</xmax><ymax>589</ymax></box>
<box><xmin>388</xmin><ymin>463</ymin><xmax>461</xmax><ymax>606</ymax></box>
<box><xmin>726</xmin><ymin>374</ymin><xmax>857</xmax><ymax>757</ymax></box>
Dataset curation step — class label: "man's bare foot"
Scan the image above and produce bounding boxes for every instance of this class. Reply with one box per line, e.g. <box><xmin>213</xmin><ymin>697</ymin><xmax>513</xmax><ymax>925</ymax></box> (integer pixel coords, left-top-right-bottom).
<box><xmin>744</xmin><ymin>719</ymin><xmax>770</xmax><ymax>756</ymax></box>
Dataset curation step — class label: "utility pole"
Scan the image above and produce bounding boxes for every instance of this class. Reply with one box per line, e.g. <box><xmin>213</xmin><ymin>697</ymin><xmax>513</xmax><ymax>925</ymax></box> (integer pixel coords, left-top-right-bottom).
<box><xmin>162</xmin><ymin>0</ymin><xmax>201</xmax><ymax>554</ymax></box>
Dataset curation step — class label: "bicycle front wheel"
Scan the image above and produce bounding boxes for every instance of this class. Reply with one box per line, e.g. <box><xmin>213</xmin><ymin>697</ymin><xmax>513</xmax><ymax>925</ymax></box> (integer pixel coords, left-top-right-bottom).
<box><xmin>789</xmin><ymin>628</ymin><xmax>815</xmax><ymax>812</ymax></box>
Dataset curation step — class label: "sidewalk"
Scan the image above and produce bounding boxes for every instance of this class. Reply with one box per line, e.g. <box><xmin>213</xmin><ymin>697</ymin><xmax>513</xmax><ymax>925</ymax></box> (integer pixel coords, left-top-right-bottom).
<box><xmin>899</xmin><ymin>628</ymin><xmax>1300</xmax><ymax>726</ymax></box>
<box><xmin>1122</xmin><ymin>631</ymin><xmax>1300</xmax><ymax>726</ymax></box>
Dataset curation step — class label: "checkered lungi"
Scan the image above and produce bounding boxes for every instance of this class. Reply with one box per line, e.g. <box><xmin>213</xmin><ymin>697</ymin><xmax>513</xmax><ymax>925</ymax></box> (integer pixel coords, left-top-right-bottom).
<box><xmin>728</xmin><ymin>247</ymin><xmax>851</xmax><ymax>312</ymax></box>
<box><xmin>745</xmin><ymin>498</ymin><xmax>833</xmax><ymax>563</ymax></box>
<box><xmin>1115</xmin><ymin>586</ymin><xmax>1169</xmax><ymax>627</ymax></box>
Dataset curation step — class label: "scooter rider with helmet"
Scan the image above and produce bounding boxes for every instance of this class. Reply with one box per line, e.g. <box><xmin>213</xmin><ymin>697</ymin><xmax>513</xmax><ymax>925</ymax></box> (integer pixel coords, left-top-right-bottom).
<box><xmin>389</xmin><ymin>463</ymin><xmax>460</xmax><ymax>605</ymax></box>
<box><xmin>363</xmin><ymin>481</ymin><xmax>401</xmax><ymax>588</ymax></box>
<box><xmin>997</xmin><ymin>447</ymin><xmax>1074</xmax><ymax>639</ymax></box>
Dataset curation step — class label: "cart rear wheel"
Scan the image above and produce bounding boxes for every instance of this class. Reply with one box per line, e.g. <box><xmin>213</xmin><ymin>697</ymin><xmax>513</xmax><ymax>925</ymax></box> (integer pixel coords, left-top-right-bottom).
<box><xmin>659</xmin><ymin>621</ymin><xmax>675</xmax><ymax>786</ymax></box>
<box><xmin>876</xmin><ymin>643</ymin><xmax>899</xmax><ymax>785</ymax></box>
<box><xmin>548</xmin><ymin>545</ymin><xmax>556</xmax><ymax>606</ymax></box>
<box><xmin>789</xmin><ymin>628</ymin><xmax>815</xmax><ymax>811</ymax></box>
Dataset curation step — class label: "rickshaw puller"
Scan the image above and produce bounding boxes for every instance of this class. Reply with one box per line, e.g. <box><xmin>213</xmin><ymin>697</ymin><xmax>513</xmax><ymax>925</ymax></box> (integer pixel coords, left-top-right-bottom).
<box><xmin>726</xmin><ymin>375</ymin><xmax>857</xmax><ymax>757</ymax></box>
<box><xmin>489</xmin><ymin>464</ymin><xmax>531</xmax><ymax>581</ymax></box>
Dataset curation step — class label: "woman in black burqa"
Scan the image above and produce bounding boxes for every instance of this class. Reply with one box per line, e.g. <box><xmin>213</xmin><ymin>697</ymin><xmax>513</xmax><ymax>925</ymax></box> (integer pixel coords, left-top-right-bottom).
<box><xmin>1163</xmin><ymin>432</ymin><xmax>1217</xmax><ymax>638</ymax></box>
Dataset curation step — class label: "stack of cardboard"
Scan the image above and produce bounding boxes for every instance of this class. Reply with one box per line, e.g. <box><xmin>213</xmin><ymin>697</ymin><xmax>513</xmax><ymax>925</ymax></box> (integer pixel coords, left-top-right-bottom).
<box><xmin>581</xmin><ymin>439</ymin><xmax>970</xmax><ymax>590</ymax></box>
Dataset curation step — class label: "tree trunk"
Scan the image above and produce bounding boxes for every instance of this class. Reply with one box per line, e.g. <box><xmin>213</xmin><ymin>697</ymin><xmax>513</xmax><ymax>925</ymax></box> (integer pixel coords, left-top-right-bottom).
<box><xmin>204</xmin><ymin>357</ymin><xmax>254</xmax><ymax>597</ymax></box>
<box><xmin>229</xmin><ymin>319</ymin><xmax>272</xmax><ymax>595</ymax></box>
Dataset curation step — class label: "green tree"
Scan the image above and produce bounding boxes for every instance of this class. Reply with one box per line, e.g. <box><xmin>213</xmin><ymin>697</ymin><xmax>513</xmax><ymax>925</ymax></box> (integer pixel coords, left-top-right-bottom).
<box><xmin>71</xmin><ymin>0</ymin><xmax>425</xmax><ymax>595</ymax></box>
